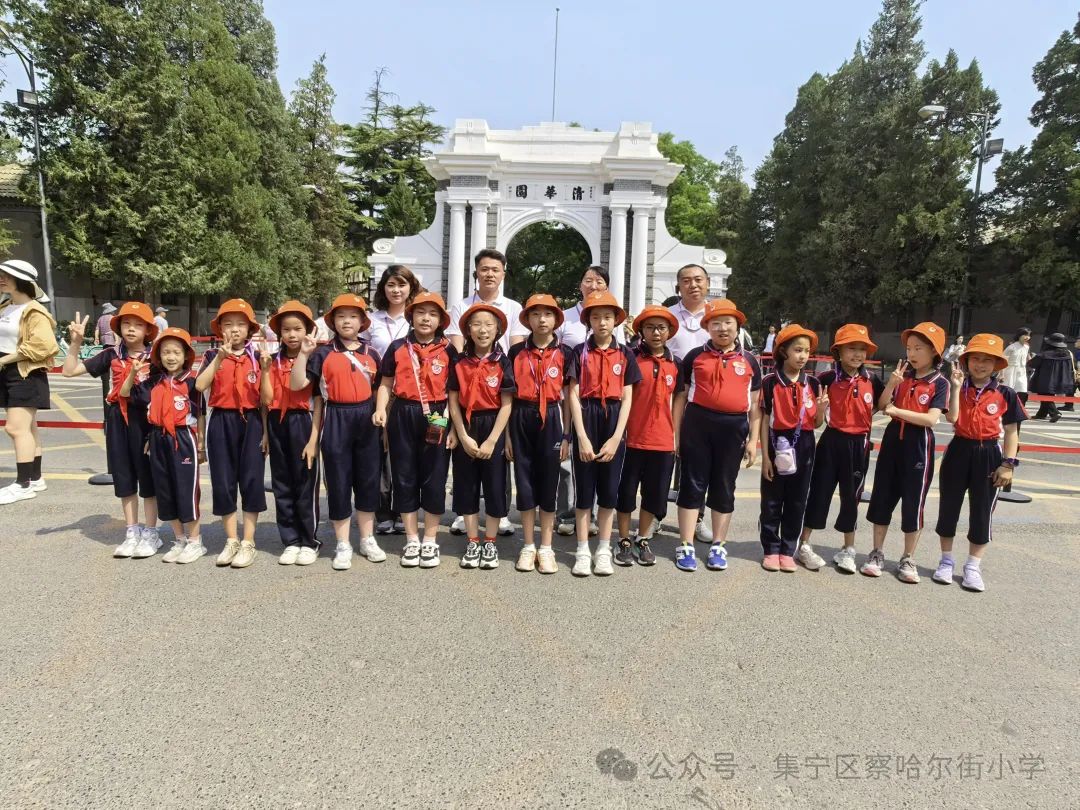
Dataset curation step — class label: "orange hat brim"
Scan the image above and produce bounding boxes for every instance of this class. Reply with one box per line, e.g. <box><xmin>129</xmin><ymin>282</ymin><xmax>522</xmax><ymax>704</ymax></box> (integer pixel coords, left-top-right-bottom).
<box><xmin>459</xmin><ymin>303</ymin><xmax>508</xmax><ymax>338</ymax></box>
<box><xmin>632</xmin><ymin>307</ymin><xmax>679</xmax><ymax>337</ymax></box>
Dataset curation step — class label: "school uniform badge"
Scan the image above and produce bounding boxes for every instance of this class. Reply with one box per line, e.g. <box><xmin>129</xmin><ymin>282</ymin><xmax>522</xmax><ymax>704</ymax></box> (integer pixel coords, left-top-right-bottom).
<box><xmin>486</xmin><ymin>375</ymin><xmax>500</xmax><ymax>388</ymax></box>
<box><xmin>431</xmin><ymin>361</ymin><xmax>444</xmax><ymax>375</ymax></box>
<box><xmin>665</xmin><ymin>374</ymin><xmax>674</xmax><ymax>387</ymax></box>
<box><xmin>612</xmin><ymin>363</ymin><xmax>622</xmax><ymax>375</ymax></box>
<box><xmin>174</xmin><ymin>396</ymin><xmax>187</xmax><ymax>411</ymax></box>
<box><xmin>733</xmin><ymin>362</ymin><xmax>747</xmax><ymax>376</ymax></box>
<box><xmin>918</xmin><ymin>393</ymin><xmax>930</xmax><ymax>405</ymax></box>
<box><xmin>863</xmin><ymin>392</ymin><xmax>874</xmax><ymax>404</ymax></box>
<box><xmin>547</xmin><ymin>366</ymin><xmax>560</xmax><ymax>378</ymax></box>
<box><xmin>987</xmin><ymin>403</ymin><xmax>999</xmax><ymax>414</ymax></box>
<box><xmin>247</xmin><ymin>371</ymin><xmax>258</xmax><ymax>384</ymax></box>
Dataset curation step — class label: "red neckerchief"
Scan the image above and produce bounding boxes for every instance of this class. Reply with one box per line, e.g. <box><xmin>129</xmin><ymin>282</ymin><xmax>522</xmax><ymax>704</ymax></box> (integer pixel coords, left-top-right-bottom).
<box><xmin>407</xmin><ymin>335</ymin><xmax>449</xmax><ymax>402</ymax></box>
<box><xmin>217</xmin><ymin>343</ymin><xmax>258</xmax><ymax>415</ymax></box>
<box><xmin>526</xmin><ymin>338</ymin><xmax>559</xmax><ymax>425</ymax></box>
<box><xmin>896</xmin><ymin>368</ymin><xmax>942</xmax><ymax>438</ymax></box>
<box><xmin>461</xmin><ymin>349</ymin><xmax>501</xmax><ymax>425</ymax></box>
<box><xmin>148</xmin><ymin>372</ymin><xmax>191</xmax><ymax>447</ymax></box>
<box><xmin>272</xmin><ymin>351</ymin><xmax>297</xmax><ymax>422</ymax></box>
<box><xmin>637</xmin><ymin>346</ymin><xmax>674</xmax><ymax>413</ymax></box>
<box><xmin>704</xmin><ymin>340</ymin><xmax>743</xmax><ymax>393</ymax></box>
<box><xmin>108</xmin><ymin>345</ymin><xmax>149</xmax><ymax>425</ymax></box>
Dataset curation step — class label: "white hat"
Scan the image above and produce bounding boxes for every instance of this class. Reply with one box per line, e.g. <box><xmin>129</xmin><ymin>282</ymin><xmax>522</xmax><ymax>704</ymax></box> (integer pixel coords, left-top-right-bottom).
<box><xmin>155</xmin><ymin>305</ymin><xmax>168</xmax><ymax>314</ymax></box>
<box><xmin>0</xmin><ymin>259</ymin><xmax>46</xmax><ymax>301</ymax></box>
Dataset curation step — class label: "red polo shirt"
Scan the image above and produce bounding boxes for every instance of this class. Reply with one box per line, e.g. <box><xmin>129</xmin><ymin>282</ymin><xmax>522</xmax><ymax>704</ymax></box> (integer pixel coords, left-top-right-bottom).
<box><xmin>954</xmin><ymin>379</ymin><xmax>1026</xmax><ymax>440</ymax></box>
<box><xmin>817</xmin><ymin>367</ymin><xmax>885</xmax><ymax>435</ymax></box>
<box><xmin>83</xmin><ymin>345</ymin><xmax>152</xmax><ymax>423</ymax></box>
<box><xmin>305</xmin><ymin>339</ymin><xmax>380</xmax><ymax>404</ymax></box>
<box><xmin>204</xmin><ymin>346</ymin><xmax>262</xmax><ymax>410</ymax></box>
<box><xmin>508</xmin><ymin>339</ymin><xmax>573</xmax><ymax>404</ymax></box>
<box><xmin>448</xmin><ymin>349</ymin><xmax>516</xmax><ymax>423</ymax></box>
<box><xmin>683</xmin><ymin>343</ymin><xmax>762</xmax><ymax>414</ymax></box>
<box><xmin>892</xmin><ymin>370</ymin><xmax>949</xmax><ymax>417</ymax></box>
<box><xmin>380</xmin><ymin>334</ymin><xmax>457</xmax><ymax>403</ymax></box>
<box><xmin>626</xmin><ymin>347</ymin><xmax>683</xmax><ymax>451</ymax></box>
<box><xmin>760</xmin><ymin>370</ymin><xmax>821</xmax><ymax>431</ymax></box>
<box><xmin>568</xmin><ymin>337</ymin><xmax>642</xmax><ymax>400</ymax></box>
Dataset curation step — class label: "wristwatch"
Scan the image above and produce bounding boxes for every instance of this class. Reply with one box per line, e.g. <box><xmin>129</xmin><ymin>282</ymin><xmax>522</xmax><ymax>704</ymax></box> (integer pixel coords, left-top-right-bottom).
<box><xmin>1000</xmin><ymin>457</ymin><xmax>1020</xmax><ymax>468</ymax></box>
<box><xmin>562</xmin><ymin>433</ymin><xmax>572</xmax><ymax>442</ymax></box>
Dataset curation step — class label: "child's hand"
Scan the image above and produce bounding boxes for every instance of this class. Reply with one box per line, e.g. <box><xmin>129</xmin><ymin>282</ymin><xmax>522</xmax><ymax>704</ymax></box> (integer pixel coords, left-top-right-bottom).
<box><xmin>817</xmin><ymin>390</ymin><xmax>829</xmax><ymax>410</ymax></box>
<box><xmin>462</xmin><ymin>435</ymin><xmax>480</xmax><ymax>458</ymax></box>
<box><xmin>559</xmin><ymin>438</ymin><xmax>570</xmax><ymax>462</ymax></box>
<box><xmin>578</xmin><ymin>438</ymin><xmax>595</xmax><ymax>463</ymax></box>
<box><xmin>883</xmin><ymin>403</ymin><xmax>898</xmax><ymax>419</ymax></box>
<box><xmin>197</xmin><ymin>449</ymin><xmax>207</xmax><ymax>465</ymax></box>
<box><xmin>596</xmin><ymin>437</ymin><xmax>621</xmax><ymax>462</ymax></box>
<box><xmin>300</xmin><ymin>330</ymin><xmax>318</xmax><ymax>355</ymax></box>
<box><xmin>504</xmin><ymin>439</ymin><xmax>515</xmax><ymax>462</ymax></box>
<box><xmin>143</xmin><ymin>439</ymin><xmax>150</xmax><ymax>456</ymax></box>
<box><xmin>68</xmin><ymin>312</ymin><xmax>89</xmax><ymax>343</ymax></box>
<box><xmin>891</xmin><ymin>360</ymin><xmax>909</xmax><ymax>382</ymax></box>
<box><xmin>372</xmin><ymin>409</ymin><xmax>386</xmax><ymax>427</ymax></box>
<box><xmin>260</xmin><ymin>433</ymin><xmax>269</xmax><ymax>457</ymax></box>
<box><xmin>446</xmin><ymin>429</ymin><xmax>458</xmax><ymax>450</ymax></box>
<box><xmin>260</xmin><ymin>352</ymin><xmax>272</xmax><ymax>371</ymax></box>
<box><xmin>128</xmin><ymin>357</ymin><xmax>146</xmax><ymax>378</ymax></box>
<box><xmin>302</xmin><ymin>440</ymin><xmax>318</xmax><ymax>469</ymax></box>
<box><xmin>951</xmin><ymin>366</ymin><xmax>965</xmax><ymax>388</ymax></box>
<box><xmin>762</xmin><ymin>454</ymin><xmax>774</xmax><ymax>481</ymax></box>
<box><xmin>477</xmin><ymin>439</ymin><xmax>496</xmax><ymax>459</ymax></box>
<box><xmin>743</xmin><ymin>441</ymin><xmax>757</xmax><ymax>468</ymax></box>
<box><xmin>991</xmin><ymin>464</ymin><xmax>1013</xmax><ymax>488</ymax></box>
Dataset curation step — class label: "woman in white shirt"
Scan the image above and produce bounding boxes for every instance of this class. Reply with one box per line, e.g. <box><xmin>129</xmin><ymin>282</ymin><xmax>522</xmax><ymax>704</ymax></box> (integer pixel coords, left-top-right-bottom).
<box><xmin>558</xmin><ymin>265</ymin><xmax>611</xmax><ymax>348</ymax></box>
<box><xmin>1003</xmin><ymin>328</ymin><xmax>1032</xmax><ymax>405</ymax></box>
<box><xmin>363</xmin><ymin>265</ymin><xmax>423</xmax><ymax>535</ymax></box>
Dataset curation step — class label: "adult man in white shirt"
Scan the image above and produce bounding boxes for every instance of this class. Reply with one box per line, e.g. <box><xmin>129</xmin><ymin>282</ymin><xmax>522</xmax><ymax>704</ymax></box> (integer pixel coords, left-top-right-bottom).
<box><xmin>445</xmin><ymin>249</ymin><xmax>529</xmax><ymax>353</ymax></box>
<box><xmin>444</xmin><ymin>248</ymin><xmax>527</xmax><ymax>536</ymax></box>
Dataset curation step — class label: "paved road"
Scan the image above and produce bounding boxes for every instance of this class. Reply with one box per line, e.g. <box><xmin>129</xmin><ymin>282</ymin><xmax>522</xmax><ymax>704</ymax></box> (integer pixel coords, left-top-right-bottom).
<box><xmin>1</xmin><ymin>376</ymin><xmax>1077</xmax><ymax>808</ymax></box>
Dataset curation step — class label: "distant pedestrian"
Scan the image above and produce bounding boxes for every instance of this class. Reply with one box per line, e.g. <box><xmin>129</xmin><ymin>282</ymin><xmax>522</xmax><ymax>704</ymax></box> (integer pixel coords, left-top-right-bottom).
<box><xmin>153</xmin><ymin>306</ymin><xmax>169</xmax><ymax>334</ymax></box>
<box><xmin>94</xmin><ymin>302</ymin><xmax>118</xmax><ymax>347</ymax></box>
<box><xmin>763</xmin><ymin>325</ymin><xmax>777</xmax><ymax>354</ymax></box>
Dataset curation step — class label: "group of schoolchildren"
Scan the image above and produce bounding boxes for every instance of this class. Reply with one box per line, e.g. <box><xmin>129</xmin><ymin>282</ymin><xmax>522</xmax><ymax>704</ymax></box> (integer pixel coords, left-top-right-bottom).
<box><xmin>64</xmin><ymin>287</ymin><xmax>1025</xmax><ymax>592</ymax></box>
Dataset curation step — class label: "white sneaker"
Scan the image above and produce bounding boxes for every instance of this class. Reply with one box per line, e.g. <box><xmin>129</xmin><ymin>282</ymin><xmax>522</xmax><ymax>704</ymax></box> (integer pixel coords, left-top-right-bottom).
<box><xmin>161</xmin><ymin>538</ymin><xmax>187</xmax><ymax>563</ymax></box>
<box><xmin>796</xmin><ymin>542</ymin><xmax>825</xmax><ymax>571</ymax></box>
<box><xmin>572</xmin><ymin>548</ymin><xmax>592</xmax><ymax>577</ymax></box>
<box><xmin>0</xmin><ymin>482</ymin><xmax>36</xmax><ymax>505</ymax></box>
<box><xmin>588</xmin><ymin>521</ymin><xmax>599</xmax><ymax>537</ymax></box>
<box><xmin>450</xmin><ymin>515</ymin><xmax>466</xmax><ymax>535</ymax></box>
<box><xmin>175</xmin><ymin>540</ymin><xmax>206</xmax><ymax>564</ymax></box>
<box><xmin>279</xmin><ymin>545</ymin><xmax>301</xmax><ymax>565</ymax></box>
<box><xmin>357</xmin><ymin>535</ymin><xmax>387</xmax><ymax>562</ymax></box>
<box><xmin>694</xmin><ymin>520</ymin><xmax>713</xmax><ymax>544</ymax></box>
<box><xmin>556</xmin><ymin>519</ymin><xmax>575</xmax><ymax>536</ymax></box>
<box><xmin>860</xmin><ymin>548</ymin><xmax>885</xmax><ymax>578</ymax></box>
<box><xmin>961</xmin><ymin>564</ymin><xmax>985</xmax><ymax>592</ymax></box>
<box><xmin>132</xmin><ymin>526</ymin><xmax>162</xmax><ymax>558</ymax></box>
<box><xmin>114</xmin><ymin>526</ymin><xmax>141</xmax><ymax>558</ymax></box>
<box><xmin>332</xmin><ymin>542</ymin><xmax>353</xmax><ymax>570</ymax></box>
<box><xmin>932</xmin><ymin>556</ymin><xmax>955</xmax><ymax>585</ymax></box>
<box><xmin>295</xmin><ymin>547</ymin><xmax>318</xmax><ymax>566</ymax></box>
<box><xmin>833</xmin><ymin>546</ymin><xmax>857</xmax><ymax>574</ymax></box>
<box><xmin>419</xmin><ymin>541</ymin><xmax>440</xmax><ymax>568</ymax></box>
<box><xmin>498</xmin><ymin>516</ymin><xmax>514</xmax><ymax>536</ymax></box>
<box><xmin>216</xmin><ymin>538</ymin><xmax>240</xmax><ymax>567</ymax></box>
<box><xmin>593</xmin><ymin>545</ymin><xmax>614</xmax><ymax>576</ymax></box>
<box><xmin>28</xmin><ymin>478</ymin><xmax>47</xmax><ymax>492</ymax></box>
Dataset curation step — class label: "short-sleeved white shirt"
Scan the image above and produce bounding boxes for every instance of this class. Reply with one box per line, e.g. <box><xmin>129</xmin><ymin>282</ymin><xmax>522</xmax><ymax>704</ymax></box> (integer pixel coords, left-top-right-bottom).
<box><xmin>665</xmin><ymin>300</ymin><xmax>709</xmax><ymax>362</ymax></box>
<box><xmin>445</xmin><ymin>292</ymin><xmax>528</xmax><ymax>353</ymax></box>
<box><xmin>362</xmin><ymin>309</ymin><xmax>410</xmax><ymax>359</ymax></box>
<box><xmin>556</xmin><ymin>302</ymin><xmax>626</xmax><ymax>349</ymax></box>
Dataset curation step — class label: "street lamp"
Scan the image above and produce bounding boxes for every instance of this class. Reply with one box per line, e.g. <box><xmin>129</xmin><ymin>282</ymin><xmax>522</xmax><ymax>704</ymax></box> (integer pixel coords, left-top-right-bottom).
<box><xmin>0</xmin><ymin>22</ymin><xmax>55</xmax><ymax>314</ymax></box>
<box><xmin>918</xmin><ymin>104</ymin><xmax>1003</xmax><ymax>337</ymax></box>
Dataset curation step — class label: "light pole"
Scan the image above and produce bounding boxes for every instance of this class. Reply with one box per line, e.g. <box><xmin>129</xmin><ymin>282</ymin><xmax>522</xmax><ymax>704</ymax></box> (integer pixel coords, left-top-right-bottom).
<box><xmin>0</xmin><ymin>23</ymin><xmax>55</xmax><ymax>315</ymax></box>
<box><xmin>918</xmin><ymin>104</ymin><xmax>1003</xmax><ymax>337</ymax></box>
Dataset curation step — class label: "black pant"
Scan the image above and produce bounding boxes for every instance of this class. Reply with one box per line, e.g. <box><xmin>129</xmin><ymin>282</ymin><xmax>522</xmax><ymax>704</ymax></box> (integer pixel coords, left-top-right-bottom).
<box><xmin>510</xmin><ymin>401</ymin><xmax>563</xmax><ymax>513</ymax></box>
<box><xmin>387</xmin><ymin>399</ymin><xmax>450</xmax><ymax>515</ymax></box>
<box><xmin>572</xmin><ymin>398</ymin><xmax>626</xmax><ymax>510</ymax></box>
<box><xmin>866</xmin><ymin>421</ymin><xmax>935</xmax><ymax>533</ymax></box>
<box><xmin>676</xmin><ymin>405</ymin><xmax>749</xmax><ymax>513</ymax></box>
<box><xmin>452</xmin><ymin>410</ymin><xmax>508</xmax><ymax>517</ymax></box>
<box><xmin>1033</xmin><ymin>399</ymin><xmax>1059</xmax><ymax>419</ymax></box>
<box><xmin>206</xmin><ymin>408</ymin><xmax>266</xmax><ymax>516</ymax></box>
<box><xmin>267</xmin><ymin>409</ymin><xmax>320</xmax><ymax>546</ymax></box>
<box><xmin>321</xmin><ymin>401</ymin><xmax>380</xmax><ymax>520</ymax></box>
<box><xmin>803</xmin><ymin>427</ymin><xmax>870</xmax><ymax>534</ymax></box>
<box><xmin>760</xmin><ymin>431</ymin><xmax>815</xmax><ymax>556</ymax></box>
<box><xmin>149</xmin><ymin>426</ymin><xmax>200</xmax><ymax>524</ymax></box>
<box><xmin>935</xmin><ymin>437</ymin><xmax>1001</xmax><ymax>545</ymax></box>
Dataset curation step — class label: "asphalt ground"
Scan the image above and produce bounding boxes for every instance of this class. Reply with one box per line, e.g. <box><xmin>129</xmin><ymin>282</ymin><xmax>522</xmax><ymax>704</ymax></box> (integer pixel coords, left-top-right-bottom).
<box><xmin>1</xmin><ymin>375</ymin><xmax>1077</xmax><ymax>809</ymax></box>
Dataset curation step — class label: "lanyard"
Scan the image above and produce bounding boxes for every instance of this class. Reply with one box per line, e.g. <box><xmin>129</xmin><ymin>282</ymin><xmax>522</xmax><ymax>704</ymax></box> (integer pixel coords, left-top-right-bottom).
<box><xmin>382</xmin><ymin>312</ymin><xmax>408</xmax><ymax>343</ymax></box>
<box><xmin>408</xmin><ymin>340</ymin><xmax>436</xmax><ymax>416</ymax></box>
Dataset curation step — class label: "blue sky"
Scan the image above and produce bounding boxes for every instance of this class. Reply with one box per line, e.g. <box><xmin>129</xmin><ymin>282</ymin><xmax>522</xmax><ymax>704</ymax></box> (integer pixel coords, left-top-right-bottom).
<box><xmin>2</xmin><ymin>1</ymin><xmax>1076</xmax><ymax>188</ymax></box>
<box><xmin>261</xmin><ymin>0</ymin><xmax>1076</xmax><ymax>187</ymax></box>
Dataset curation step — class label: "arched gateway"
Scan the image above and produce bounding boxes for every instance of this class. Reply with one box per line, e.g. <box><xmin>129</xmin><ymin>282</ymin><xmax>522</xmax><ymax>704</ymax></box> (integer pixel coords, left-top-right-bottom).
<box><xmin>368</xmin><ymin>120</ymin><xmax>731</xmax><ymax>310</ymax></box>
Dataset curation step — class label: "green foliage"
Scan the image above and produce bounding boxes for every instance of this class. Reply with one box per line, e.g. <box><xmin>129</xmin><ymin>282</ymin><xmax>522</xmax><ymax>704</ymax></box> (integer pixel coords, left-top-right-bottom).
<box><xmin>733</xmin><ymin>0</ymin><xmax>998</xmax><ymax>330</ymax></box>
<box><xmin>505</xmin><ymin>222</ymin><xmax>590</xmax><ymax>305</ymax></box>
<box><xmin>989</xmin><ymin>14</ymin><xmax>1080</xmax><ymax>325</ymax></box>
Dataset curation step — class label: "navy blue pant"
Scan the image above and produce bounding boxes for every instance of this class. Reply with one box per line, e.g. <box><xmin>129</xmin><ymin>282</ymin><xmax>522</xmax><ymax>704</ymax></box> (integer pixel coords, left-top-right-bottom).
<box><xmin>935</xmin><ymin>437</ymin><xmax>1002</xmax><ymax>545</ymax></box>
<box><xmin>867</xmin><ymin>421</ymin><xmax>935</xmax><ymax>533</ymax></box>
<box><xmin>676</xmin><ymin>405</ymin><xmax>749</xmax><ymax>513</ymax></box>
<box><xmin>760</xmin><ymin>431</ymin><xmax>816</xmax><ymax>556</ymax></box>
<box><xmin>387</xmin><ymin>399</ymin><xmax>450</xmax><ymax>515</ymax></box>
<box><xmin>148</xmin><ymin>426</ymin><xmax>200</xmax><ymax>525</ymax></box>
<box><xmin>572</xmin><ymin>398</ymin><xmax>626</xmax><ymax>510</ymax></box>
<box><xmin>617</xmin><ymin>448</ymin><xmax>675</xmax><ymax>520</ymax></box>
<box><xmin>206</xmin><ymin>408</ymin><xmax>266</xmax><ymax>517</ymax></box>
<box><xmin>104</xmin><ymin>404</ymin><xmax>155</xmax><ymax>499</ymax></box>
<box><xmin>804</xmin><ymin>427</ymin><xmax>871</xmax><ymax>534</ymax></box>
<box><xmin>452</xmin><ymin>409</ymin><xmax>508</xmax><ymax>518</ymax></box>
<box><xmin>321</xmin><ymin>401</ymin><xmax>380</xmax><ymax>520</ymax></box>
<box><xmin>267</xmin><ymin>409</ymin><xmax>321</xmax><ymax>546</ymax></box>
<box><xmin>510</xmin><ymin>401</ymin><xmax>563</xmax><ymax>513</ymax></box>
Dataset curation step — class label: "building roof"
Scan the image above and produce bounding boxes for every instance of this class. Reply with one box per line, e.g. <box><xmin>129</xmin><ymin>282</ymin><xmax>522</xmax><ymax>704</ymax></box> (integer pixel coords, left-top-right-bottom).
<box><xmin>0</xmin><ymin>164</ymin><xmax>27</xmax><ymax>200</ymax></box>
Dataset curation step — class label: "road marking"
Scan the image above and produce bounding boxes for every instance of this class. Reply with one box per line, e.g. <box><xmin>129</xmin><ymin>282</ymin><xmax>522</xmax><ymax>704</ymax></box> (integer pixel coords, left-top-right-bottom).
<box><xmin>0</xmin><ymin>441</ymin><xmax>98</xmax><ymax>455</ymax></box>
<box><xmin>48</xmin><ymin>391</ymin><xmax>106</xmax><ymax>449</ymax></box>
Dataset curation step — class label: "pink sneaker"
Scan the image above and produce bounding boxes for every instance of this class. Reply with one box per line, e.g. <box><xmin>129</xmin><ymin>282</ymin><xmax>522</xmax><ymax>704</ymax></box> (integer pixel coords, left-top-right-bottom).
<box><xmin>761</xmin><ymin>554</ymin><xmax>780</xmax><ymax>571</ymax></box>
<box><xmin>779</xmin><ymin>555</ymin><xmax>797</xmax><ymax>573</ymax></box>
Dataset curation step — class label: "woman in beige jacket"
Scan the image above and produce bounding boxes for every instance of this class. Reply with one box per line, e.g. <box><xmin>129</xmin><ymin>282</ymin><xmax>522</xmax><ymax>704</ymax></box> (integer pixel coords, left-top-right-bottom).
<box><xmin>0</xmin><ymin>260</ymin><xmax>58</xmax><ymax>504</ymax></box>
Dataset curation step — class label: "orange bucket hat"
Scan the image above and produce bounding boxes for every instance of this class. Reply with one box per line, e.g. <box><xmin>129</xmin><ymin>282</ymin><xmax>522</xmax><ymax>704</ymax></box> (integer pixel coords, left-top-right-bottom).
<box><xmin>580</xmin><ymin>290</ymin><xmax>627</xmax><ymax>326</ymax></box>
<box><xmin>110</xmin><ymin>301</ymin><xmax>159</xmax><ymax>343</ymax></box>
<box><xmin>519</xmin><ymin>293</ymin><xmax>565</xmax><ymax>329</ymax></box>
<box><xmin>405</xmin><ymin>291</ymin><xmax>451</xmax><ymax>330</ymax></box>
<box><xmin>459</xmin><ymin>302</ymin><xmax>508</xmax><ymax>338</ymax></box>
<box><xmin>701</xmin><ymin>298</ymin><xmax>746</xmax><ymax>327</ymax></box>
<box><xmin>830</xmin><ymin>323</ymin><xmax>878</xmax><ymax>356</ymax></box>
<box><xmin>775</xmin><ymin>323</ymin><xmax>819</xmax><ymax>354</ymax></box>
<box><xmin>211</xmin><ymin>298</ymin><xmax>259</xmax><ymax>339</ymax></box>
<box><xmin>901</xmin><ymin>321</ymin><xmax>946</xmax><ymax>357</ymax></box>
<box><xmin>960</xmin><ymin>333</ymin><xmax>1008</xmax><ymax>372</ymax></box>
<box><xmin>323</xmin><ymin>293</ymin><xmax>370</xmax><ymax>333</ymax></box>
<box><xmin>269</xmin><ymin>300</ymin><xmax>316</xmax><ymax>336</ymax></box>
<box><xmin>632</xmin><ymin>305</ymin><xmax>679</xmax><ymax>337</ymax></box>
<box><xmin>151</xmin><ymin>327</ymin><xmax>195</xmax><ymax>369</ymax></box>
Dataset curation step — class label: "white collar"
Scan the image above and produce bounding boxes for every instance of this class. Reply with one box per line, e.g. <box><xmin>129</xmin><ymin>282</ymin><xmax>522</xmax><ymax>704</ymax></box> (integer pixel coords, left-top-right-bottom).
<box><xmin>674</xmin><ymin>299</ymin><xmax>706</xmax><ymax>318</ymax></box>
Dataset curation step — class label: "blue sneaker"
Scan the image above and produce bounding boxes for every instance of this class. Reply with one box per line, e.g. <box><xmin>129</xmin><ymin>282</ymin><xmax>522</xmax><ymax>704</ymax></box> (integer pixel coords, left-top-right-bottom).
<box><xmin>675</xmin><ymin>544</ymin><xmax>697</xmax><ymax>572</ymax></box>
<box><xmin>706</xmin><ymin>543</ymin><xmax>728</xmax><ymax>570</ymax></box>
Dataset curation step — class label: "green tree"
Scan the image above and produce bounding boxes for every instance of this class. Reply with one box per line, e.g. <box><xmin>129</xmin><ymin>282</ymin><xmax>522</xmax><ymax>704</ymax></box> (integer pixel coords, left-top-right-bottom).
<box><xmin>505</xmin><ymin>222</ymin><xmax>590</xmax><ymax>305</ymax></box>
<box><xmin>990</xmin><ymin>14</ymin><xmax>1080</xmax><ymax>330</ymax></box>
